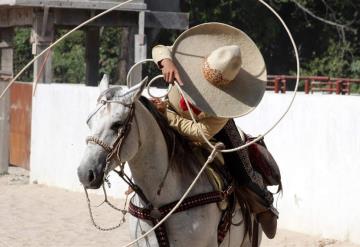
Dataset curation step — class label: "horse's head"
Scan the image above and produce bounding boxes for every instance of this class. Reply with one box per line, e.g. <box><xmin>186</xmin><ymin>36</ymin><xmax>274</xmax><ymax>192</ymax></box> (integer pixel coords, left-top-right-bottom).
<box><xmin>77</xmin><ymin>75</ymin><xmax>147</xmax><ymax>189</ymax></box>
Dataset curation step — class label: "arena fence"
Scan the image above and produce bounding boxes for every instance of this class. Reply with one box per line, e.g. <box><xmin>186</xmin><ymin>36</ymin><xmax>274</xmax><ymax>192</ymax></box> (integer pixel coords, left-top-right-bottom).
<box><xmin>267</xmin><ymin>75</ymin><xmax>360</xmax><ymax>95</ymax></box>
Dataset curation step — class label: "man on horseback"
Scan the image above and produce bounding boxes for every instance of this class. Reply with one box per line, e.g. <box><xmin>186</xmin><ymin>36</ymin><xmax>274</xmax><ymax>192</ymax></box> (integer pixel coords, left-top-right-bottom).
<box><xmin>150</xmin><ymin>23</ymin><xmax>279</xmax><ymax>240</ymax></box>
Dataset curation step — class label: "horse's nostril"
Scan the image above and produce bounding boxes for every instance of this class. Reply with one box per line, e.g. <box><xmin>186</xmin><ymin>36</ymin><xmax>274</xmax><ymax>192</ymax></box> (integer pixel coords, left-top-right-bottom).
<box><xmin>88</xmin><ymin>170</ymin><xmax>96</xmax><ymax>183</ymax></box>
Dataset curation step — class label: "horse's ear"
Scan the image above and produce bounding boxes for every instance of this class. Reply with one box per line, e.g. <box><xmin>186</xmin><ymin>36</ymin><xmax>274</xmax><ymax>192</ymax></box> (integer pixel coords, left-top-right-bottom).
<box><xmin>98</xmin><ymin>74</ymin><xmax>109</xmax><ymax>93</ymax></box>
<box><xmin>128</xmin><ymin>77</ymin><xmax>148</xmax><ymax>101</ymax></box>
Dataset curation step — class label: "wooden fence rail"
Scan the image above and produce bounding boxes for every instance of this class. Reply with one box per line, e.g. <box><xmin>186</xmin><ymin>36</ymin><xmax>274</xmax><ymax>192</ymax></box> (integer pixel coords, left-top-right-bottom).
<box><xmin>267</xmin><ymin>75</ymin><xmax>360</xmax><ymax>95</ymax></box>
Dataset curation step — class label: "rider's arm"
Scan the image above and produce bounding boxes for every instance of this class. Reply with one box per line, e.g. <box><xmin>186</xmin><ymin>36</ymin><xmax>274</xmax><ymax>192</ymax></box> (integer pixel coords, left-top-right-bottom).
<box><xmin>164</xmin><ymin>110</ymin><xmax>229</xmax><ymax>143</ymax></box>
<box><xmin>152</xmin><ymin>45</ymin><xmax>172</xmax><ymax>68</ymax></box>
<box><xmin>152</xmin><ymin>45</ymin><xmax>227</xmax><ymax>141</ymax></box>
<box><xmin>152</xmin><ymin>45</ymin><xmax>183</xmax><ymax>85</ymax></box>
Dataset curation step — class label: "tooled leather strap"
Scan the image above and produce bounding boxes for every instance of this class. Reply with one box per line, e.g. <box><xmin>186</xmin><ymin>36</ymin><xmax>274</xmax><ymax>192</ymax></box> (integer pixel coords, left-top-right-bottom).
<box><xmin>128</xmin><ymin>186</ymin><xmax>234</xmax><ymax>247</ymax></box>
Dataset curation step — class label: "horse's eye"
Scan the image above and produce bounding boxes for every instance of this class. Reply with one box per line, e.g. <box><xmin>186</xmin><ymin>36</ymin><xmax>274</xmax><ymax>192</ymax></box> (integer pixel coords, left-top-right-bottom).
<box><xmin>110</xmin><ymin>121</ymin><xmax>122</xmax><ymax>131</ymax></box>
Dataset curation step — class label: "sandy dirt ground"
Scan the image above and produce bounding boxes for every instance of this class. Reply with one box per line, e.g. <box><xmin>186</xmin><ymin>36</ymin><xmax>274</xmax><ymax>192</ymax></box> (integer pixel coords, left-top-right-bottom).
<box><xmin>0</xmin><ymin>167</ymin><xmax>358</xmax><ymax>247</ymax></box>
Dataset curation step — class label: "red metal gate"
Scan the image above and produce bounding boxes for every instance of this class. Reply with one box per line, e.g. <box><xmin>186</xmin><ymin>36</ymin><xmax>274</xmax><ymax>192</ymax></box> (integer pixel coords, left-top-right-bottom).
<box><xmin>10</xmin><ymin>82</ymin><xmax>32</xmax><ymax>170</ymax></box>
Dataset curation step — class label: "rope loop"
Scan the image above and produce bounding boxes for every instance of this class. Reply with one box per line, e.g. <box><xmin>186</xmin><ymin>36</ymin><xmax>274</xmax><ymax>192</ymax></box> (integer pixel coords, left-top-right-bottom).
<box><xmin>147</xmin><ymin>75</ymin><xmax>172</xmax><ymax>99</ymax></box>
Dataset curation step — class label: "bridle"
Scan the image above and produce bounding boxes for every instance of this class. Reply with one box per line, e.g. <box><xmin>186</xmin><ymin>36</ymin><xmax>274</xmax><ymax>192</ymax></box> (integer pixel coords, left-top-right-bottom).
<box><xmin>84</xmin><ymin>98</ymin><xmax>153</xmax><ymax>231</ymax></box>
<box><xmin>86</xmin><ymin>99</ymin><xmax>135</xmax><ymax>173</ymax></box>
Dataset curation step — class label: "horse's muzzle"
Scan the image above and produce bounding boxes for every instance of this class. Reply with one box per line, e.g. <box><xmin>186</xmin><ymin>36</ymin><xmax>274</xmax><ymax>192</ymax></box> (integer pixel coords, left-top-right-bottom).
<box><xmin>77</xmin><ymin>165</ymin><xmax>104</xmax><ymax>189</ymax></box>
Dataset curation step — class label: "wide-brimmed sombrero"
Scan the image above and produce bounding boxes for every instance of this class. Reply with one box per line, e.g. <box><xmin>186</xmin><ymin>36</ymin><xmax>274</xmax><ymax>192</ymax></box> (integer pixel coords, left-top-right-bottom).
<box><xmin>169</xmin><ymin>22</ymin><xmax>267</xmax><ymax>118</ymax></box>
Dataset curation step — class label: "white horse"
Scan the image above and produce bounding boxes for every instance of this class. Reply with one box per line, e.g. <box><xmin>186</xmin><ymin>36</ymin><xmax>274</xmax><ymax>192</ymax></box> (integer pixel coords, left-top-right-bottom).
<box><xmin>77</xmin><ymin>76</ymin><xmax>261</xmax><ymax>247</ymax></box>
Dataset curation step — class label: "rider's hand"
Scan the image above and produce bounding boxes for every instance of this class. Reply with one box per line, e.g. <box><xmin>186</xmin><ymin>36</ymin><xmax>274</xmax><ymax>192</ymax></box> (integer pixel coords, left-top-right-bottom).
<box><xmin>160</xmin><ymin>59</ymin><xmax>184</xmax><ymax>86</ymax></box>
<box><xmin>150</xmin><ymin>98</ymin><xmax>167</xmax><ymax>113</ymax></box>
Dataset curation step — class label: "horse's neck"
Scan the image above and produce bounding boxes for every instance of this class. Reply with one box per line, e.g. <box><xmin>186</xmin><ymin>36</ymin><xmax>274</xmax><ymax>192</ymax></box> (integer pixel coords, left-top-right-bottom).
<box><xmin>128</xmin><ymin>101</ymin><xmax>211</xmax><ymax>207</ymax></box>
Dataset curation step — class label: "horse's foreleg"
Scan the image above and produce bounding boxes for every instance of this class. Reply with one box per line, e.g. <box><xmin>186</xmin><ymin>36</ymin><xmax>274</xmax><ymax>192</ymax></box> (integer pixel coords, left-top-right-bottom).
<box><xmin>129</xmin><ymin>215</ymin><xmax>159</xmax><ymax>247</ymax></box>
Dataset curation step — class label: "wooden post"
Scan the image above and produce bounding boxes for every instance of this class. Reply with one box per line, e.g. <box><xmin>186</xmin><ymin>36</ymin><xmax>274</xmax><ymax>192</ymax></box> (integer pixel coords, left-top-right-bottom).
<box><xmin>85</xmin><ymin>26</ymin><xmax>100</xmax><ymax>86</ymax></box>
<box><xmin>335</xmin><ymin>80</ymin><xmax>342</xmax><ymax>95</ymax></box>
<box><xmin>126</xmin><ymin>26</ymin><xmax>137</xmax><ymax>85</ymax></box>
<box><xmin>274</xmin><ymin>78</ymin><xmax>280</xmax><ymax>94</ymax></box>
<box><xmin>281</xmin><ymin>79</ymin><xmax>286</xmax><ymax>93</ymax></box>
<box><xmin>311</xmin><ymin>80</ymin><xmax>314</xmax><ymax>94</ymax></box>
<box><xmin>0</xmin><ymin>81</ymin><xmax>10</xmax><ymax>174</ymax></box>
<box><xmin>0</xmin><ymin>27</ymin><xmax>14</xmax><ymax>174</ymax></box>
<box><xmin>128</xmin><ymin>11</ymin><xmax>147</xmax><ymax>87</ymax></box>
<box><xmin>117</xmin><ymin>26</ymin><xmax>138</xmax><ymax>85</ymax></box>
<box><xmin>304</xmin><ymin>79</ymin><xmax>310</xmax><ymax>94</ymax></box>
<box><xmin>345</xmin><ymin>81</ymin><xmax>351</xmax><ymax>95</ymax></box>
<box><xmin>31</xmin><ymin>10</ymin><xmax>54</xmax><ymax>83</ymax></box>
<box><xmin>118</xmin><ymin>27</ymin><xmax>130</xmax><ymax>85</ymax></box>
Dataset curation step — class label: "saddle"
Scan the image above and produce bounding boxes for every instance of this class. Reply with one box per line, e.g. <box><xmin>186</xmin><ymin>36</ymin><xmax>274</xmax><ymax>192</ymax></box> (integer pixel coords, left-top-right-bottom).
<box><xmin>193</xmin><ymin>133</ymin><xmax>282</xmax><ymax>244</ymax></box>
<box><xmin>215</xmin><ymin>120</ymin><xmax>282</xmax><ymax>203</ymax></box>
<box><xmin>214</xmin><ymin>119</ymin><xmax>282</xmax><ymax>241</ymax></box>
<box><xmin>192</xmin><ymin>119</ymin><xmax>282</xmax><ymax>243</ymax></box>
<box><xmin>246</xmin><ymin>135</ymin><xmax>282</xmax><ymax>189</ymax></box>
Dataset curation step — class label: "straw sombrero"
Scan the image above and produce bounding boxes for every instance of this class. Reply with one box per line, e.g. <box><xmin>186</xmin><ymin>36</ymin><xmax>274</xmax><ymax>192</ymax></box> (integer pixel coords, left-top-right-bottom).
<box><xmin>169</xmin><ymin>22</ymin><xmax>267</xmax><ymax>118</ymax></box>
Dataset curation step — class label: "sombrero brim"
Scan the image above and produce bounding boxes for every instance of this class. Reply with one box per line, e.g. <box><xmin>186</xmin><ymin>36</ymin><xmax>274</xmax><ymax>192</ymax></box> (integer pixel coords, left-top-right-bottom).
<box><xmin>171</xmin><ymin>22</ymin><xmax>267</xmax><ymax>118</ymax></box>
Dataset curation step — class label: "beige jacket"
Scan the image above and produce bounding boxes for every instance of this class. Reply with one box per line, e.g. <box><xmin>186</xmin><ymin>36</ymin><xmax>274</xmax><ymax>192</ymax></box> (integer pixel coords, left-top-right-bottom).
<box><xmin>152</xmin><ymin>45</ymin><xmax>229</xmax><ymax>143</ymax></box>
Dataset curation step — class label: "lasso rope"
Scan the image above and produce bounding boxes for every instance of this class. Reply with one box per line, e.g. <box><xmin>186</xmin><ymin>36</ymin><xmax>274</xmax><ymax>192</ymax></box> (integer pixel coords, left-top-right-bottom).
<box><xmin>121</xmin><ymin>1</ymin><xmax>300</xmax><ymax>246</ymax></box>
<box><xmin>0</xmin><ymin>0</ymin><xmax>300</xmax><ymax>246</ymax></box>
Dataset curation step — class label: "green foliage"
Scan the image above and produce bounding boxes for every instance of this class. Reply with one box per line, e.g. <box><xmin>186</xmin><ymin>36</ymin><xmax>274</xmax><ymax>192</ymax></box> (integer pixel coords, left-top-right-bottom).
<box><xmin>53</xmin><ymin>29</ymin><xmax>85</xmax><ymax>83</ymax></box>
<box><xmin>52</xmin><ymin>27</ymin><xmax>123</xmax><ymax>84</ymax></box>
<box><xmin>13</xmin><ymin>28</ymin><xmax>33</xmax><ymax>82</ymax></box>
<box><xmin>99</xmin><ymin>27</ymin><xmax>122</xmax><ymax>83</ymax></box>
<box><xmin>302</xmin><ymin>40</ymin><xmax>350</xmax><ymax>77</ymax></box>
<box><xmin>350</xmin><ymin>60</ymin><xmax>360</xmax><ymax>76</ymax></box>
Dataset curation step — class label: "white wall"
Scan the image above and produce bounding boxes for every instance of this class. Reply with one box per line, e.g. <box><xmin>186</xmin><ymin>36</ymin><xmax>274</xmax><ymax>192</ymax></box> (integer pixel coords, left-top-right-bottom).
<box><xmin>30</xmin><ymin>84</ymin><xmax>360</xmax><ymax>243</ymax></box>
<box><xmin>30</xmin><ymin>84</ymin><xmax>129</xmax><ymax>198</ymax></box>
<box><xmin>235</xmin><ymin>92</ymin><xmax>360</xmax><ymax>244</ymax></box>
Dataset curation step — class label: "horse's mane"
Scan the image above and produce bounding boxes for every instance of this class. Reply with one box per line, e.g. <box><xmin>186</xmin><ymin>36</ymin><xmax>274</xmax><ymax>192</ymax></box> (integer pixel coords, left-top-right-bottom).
<box><xmin>138</xmin><ymin>96</ymin><xmax>202</xmax><ymax>177</ymax></box>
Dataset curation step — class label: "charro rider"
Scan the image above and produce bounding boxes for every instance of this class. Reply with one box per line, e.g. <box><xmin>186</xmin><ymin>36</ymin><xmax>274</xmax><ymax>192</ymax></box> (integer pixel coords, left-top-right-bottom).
<box><xmin>150</xmin><ymin>23</ymin><xmax>279</xmax><ymax>239</ymax></box>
